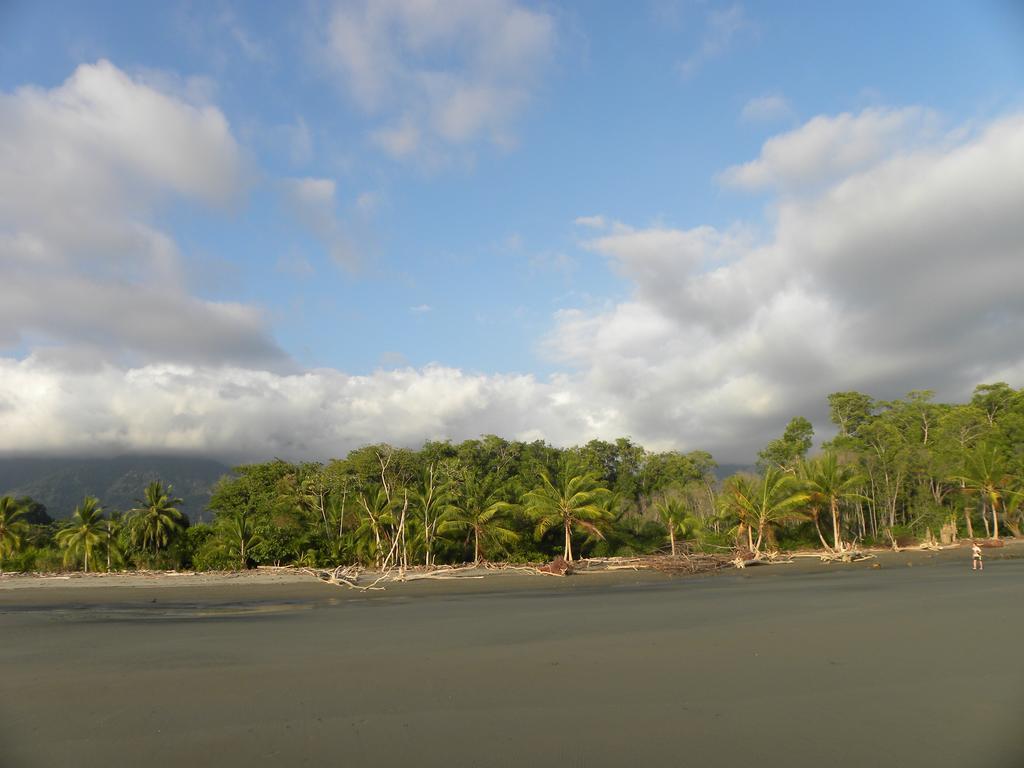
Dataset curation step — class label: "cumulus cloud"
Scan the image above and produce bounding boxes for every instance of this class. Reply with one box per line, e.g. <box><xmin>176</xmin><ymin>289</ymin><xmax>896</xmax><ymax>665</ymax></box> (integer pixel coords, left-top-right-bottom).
<box><xmin>4</xmin><ymin>83</ymin><xmax>1024</xmax><ymax>464</ymax></box>
<box><xmin>324</xmin><ymin>0</ymin><xmax>555</xmax><ymax>159</ymax></box>
<box><xmin>720</xmin><ymin>106</ymin><xmax>940</xmax><ymax>191</ymax></box>
<box><xmin>0</xmin><ymin>60</ymin><xmax>284</xmax><ymax>369</ymax></box>
<box><xmin>552</xmin><ymin>111</ymin><xmax>1024</xmax><ymax>458</ymax></box>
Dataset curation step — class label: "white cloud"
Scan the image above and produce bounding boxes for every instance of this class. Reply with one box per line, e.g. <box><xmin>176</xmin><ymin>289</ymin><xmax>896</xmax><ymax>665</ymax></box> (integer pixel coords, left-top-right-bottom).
<box><xmin>0</xmin><ymin>60</ymin><xmax>283</xmax><ymax>368</ymax></box>
<box><xmin>409</xmin><ymin>304</ymin><xmax>432</xmax><ymax>314</ymax></box>
<box><xmin>324</xmin><ymin>0</ymin><xmax>555</xmax><ymax>159</ymax></box>
<box><xmin>720</xmin><ymin>106</ymin><xmax>940</xmax><ymax>191</ymax></box>
<box><xmin>574</xmin><ymin>215</ymin><xmax>607</xmax><ymax>229</ymax></box>
<box><xmin>282</xmin><ymin>177</ymin><xmax>357</xmax><ymax>270</ymax></box>
<box><xmin>5</xmin><ymin>75</ymin><xmax>1023</xmax><ymax>465</ymax></box>
<box><xmin>0</xmin><ymin>359</ymin><xmax>608</xmax><ymax>461</ymax></box>
<box><xmin>678</xmin><ymin>4</ymin><xmax>749</xmax><ymax>78</ymax></box>
<box><xmin>740</xmin><ymin>94</ymin><xmax>792</xmax><ymax>123</ymax></box>
<box><xmin>549</xmin><ymin>111</ymin><xmax>1024</xmax><ymax>458</ymax></box>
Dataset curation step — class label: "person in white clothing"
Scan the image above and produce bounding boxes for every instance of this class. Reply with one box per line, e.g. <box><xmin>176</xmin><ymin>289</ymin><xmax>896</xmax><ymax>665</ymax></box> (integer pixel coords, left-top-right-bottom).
<box><xmin>972</xmin><ymin>542</ymin><xmax>983</xmax><ymax>571</ymax></box>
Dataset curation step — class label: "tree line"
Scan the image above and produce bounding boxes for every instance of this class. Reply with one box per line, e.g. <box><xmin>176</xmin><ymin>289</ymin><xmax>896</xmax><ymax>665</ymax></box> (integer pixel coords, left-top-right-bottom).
<box><xmin>1</xmin><ymin>382</ymin><xmax>1022</xmax><ymax>573</ymax></box>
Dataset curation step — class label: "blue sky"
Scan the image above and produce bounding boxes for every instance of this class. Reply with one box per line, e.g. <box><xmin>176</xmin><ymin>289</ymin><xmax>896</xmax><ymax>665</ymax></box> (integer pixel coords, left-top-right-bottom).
<box><xmin>2</xmin><ymin>1</ymin><xmax>1024</xmax><ymax>461</ymax></box>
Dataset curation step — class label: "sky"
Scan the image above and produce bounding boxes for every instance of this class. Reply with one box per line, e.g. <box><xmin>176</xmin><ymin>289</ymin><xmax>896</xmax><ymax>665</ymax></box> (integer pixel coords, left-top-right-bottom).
<box><xmin>1</xmin><ymin>0</ymin><xmax>1024</xmax><ymax>463</ymax></box>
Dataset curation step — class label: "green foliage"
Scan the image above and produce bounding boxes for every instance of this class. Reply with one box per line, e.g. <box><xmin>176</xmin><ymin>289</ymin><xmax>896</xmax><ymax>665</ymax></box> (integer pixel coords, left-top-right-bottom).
<box><xmin>127</xmin><ymin>481</ymin><xmax>186</xmax><ymax>561</ymax></box>
<box><xmin>55</xmin><ymin>496</ymin><xmax>106</xmax><ymax>572</ymax></box>
<box><xmin>0</xmin><ymin>496</ymin><xmax>28</xmax><ymax>568</ymax></box>
<box><xmin>437</xmin><ymin>470</ymin><xmax>517</xmax><ymax>564</ymax></box>
<box><xmin>524</xmin><ymin>460</ymin><xmax>612</xmax><ymax>561</ymax></box>
<box><xmin>758</xmin><ymin>416</ymin><xmax>814</xmax><ymax>472</ymax></box>
<box><xmin>722</xmin><ymin>468</ymin><xmax>807</xmax><ymax>554</ymax></box>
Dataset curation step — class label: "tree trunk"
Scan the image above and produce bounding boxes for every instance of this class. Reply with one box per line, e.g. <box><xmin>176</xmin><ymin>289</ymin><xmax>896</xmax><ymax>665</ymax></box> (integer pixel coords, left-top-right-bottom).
<box><xmin>425</xmin><ymin>509</ymin><xmax>432</xmax><ymax>568</ymax></box>
<box><xmin>474</xmin><ymin>526</ymin><xmax>481</xmax><ymax>565</ymax></box>
<box><xmin>564</xmin><ymin>522</ymin><xmax>573</xmax><ymax>562</ymax></box>
<box><xmin>991</xmin><ymin>501</ymin><xmax>1001</xmax><ymax>541</ymax></box>
<box><xmin>669</xmin><ymin>526</ymin><xmax>676</xmax><ymax>557</ymax></box>
<box><xmin>964</xmin><ymin>505</ymin><xmax>974</xmax><ymax>539</ymax></box>
<box><xmin>831</xmin><ymin>499</ymin><xmax>843</xmax><ymax>551</ymax></box>
<box><xmin>982</xmin><ymin>503</ymin><xmax>990</xmax><ymax>538</ymax></box>
<box><xmin>812</xmin><ymin>514</ymin><xmax>831</xmax><ymax>550</ymax></box>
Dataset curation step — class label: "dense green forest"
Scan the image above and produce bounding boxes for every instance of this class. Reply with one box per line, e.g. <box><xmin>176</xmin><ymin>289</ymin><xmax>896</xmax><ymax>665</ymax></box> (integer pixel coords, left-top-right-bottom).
<box><xmin>2</xmin><ymin>383</ymin><xmax>1022</xmax><ymax>573</ymax></box>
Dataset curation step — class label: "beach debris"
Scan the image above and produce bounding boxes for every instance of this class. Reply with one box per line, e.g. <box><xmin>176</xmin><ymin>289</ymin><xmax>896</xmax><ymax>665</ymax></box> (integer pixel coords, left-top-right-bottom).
<box><xmin>535</xmin><ymin>556</ymin><xmax>573</xmax><ymax>576</ymax></box>
<box><xmin>817</xmin><ymin>545</ymin><xmax>875</xmax><ymax>563</ymax></box>
<box><xmin>884</xmin><ymin>528</ymin><xmax>902</xmax><ymax>552</ymax></box>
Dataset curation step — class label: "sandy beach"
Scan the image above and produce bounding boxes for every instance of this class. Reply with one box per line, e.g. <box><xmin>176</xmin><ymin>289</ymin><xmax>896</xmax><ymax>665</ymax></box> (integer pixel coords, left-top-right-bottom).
<box><xmin>3</xmin><ymin>544</ymin><xmax>1023</xmax><ymax>767</ymax></box>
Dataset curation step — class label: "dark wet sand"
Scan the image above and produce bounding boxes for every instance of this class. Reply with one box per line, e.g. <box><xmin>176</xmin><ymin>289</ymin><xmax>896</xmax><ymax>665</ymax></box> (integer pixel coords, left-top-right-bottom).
<box><xmin>3</xmin><ymin>554</ymin><xmax>1023</xmax><ymax>768</ymax></box>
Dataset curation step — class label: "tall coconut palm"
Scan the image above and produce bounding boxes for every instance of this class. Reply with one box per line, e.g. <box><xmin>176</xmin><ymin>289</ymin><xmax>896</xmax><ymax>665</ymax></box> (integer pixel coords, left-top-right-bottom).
<box><xmin>128</xmin><ymin>481</ymin><xmax>185</xmax><ymax>562</ymax></box>
<box><xmin>56</xmin><ymin>496</ymin><xmax>106</xmax><ymax>572</ymax></box>
<box><xmin>654</xmin><ymin>496</ymin><xmax>702</xmax><ymax>556</ymax></box>
<box><xmin>954</xmin><ymin>445</ymin><xmax>1012</xmax><ymax>541</ymax></box>
<box><xmin>438</xmin><ymin>472</ymin><xmax>517</xmax><ymax>564</ymax></box>
<box><xmin>801</xmin><ymin>453</ymin><xmax>867</xmax><ymax>552</ymax></box>
<box><xmin>723</xmin><ymin>468</ymin><xmax>807</xmax><ymax>556</ymax></box>
<box><xmin>524</xmin><ymin>464</ymin><xmax>611</xmax><ymax>562</ymax></box>
<box><xmin>101</xmin><ymin>513</ymin><xmax>125</xmax><ymax>572</ymax></box>
<box><xmin>217</xmin><ymin>509</ymin><xmax>261</xmax><ymax>569</ymax></box>
<box><xmin>0</xmin><ymin>496</ymin><xmax>27</xmax><ymax>571</ymax></box>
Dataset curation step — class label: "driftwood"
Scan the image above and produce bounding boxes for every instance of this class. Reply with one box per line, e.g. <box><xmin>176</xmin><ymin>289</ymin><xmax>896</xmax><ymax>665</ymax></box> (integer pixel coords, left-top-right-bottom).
<box><xmin>535</xmin><ymin>556</ymin><xmax>572</xmax><ymax>576</ymax></box>
<box><xmin>576</xmin><ymin>553</ymin><xmax>732</xmax><ymax>575</ymax></box>
<box><xmin>302</xmin><ymin>550</ymin><xmax>735</xmax><ymax>590</ymax></box>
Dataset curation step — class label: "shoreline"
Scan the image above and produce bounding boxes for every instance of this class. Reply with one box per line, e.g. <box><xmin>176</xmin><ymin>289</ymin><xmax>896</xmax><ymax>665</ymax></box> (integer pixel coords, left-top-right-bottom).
<box><xmin>3</xmin><ymin>538</ymin><xmax>1021</xmax><ymax>606</ymax></box>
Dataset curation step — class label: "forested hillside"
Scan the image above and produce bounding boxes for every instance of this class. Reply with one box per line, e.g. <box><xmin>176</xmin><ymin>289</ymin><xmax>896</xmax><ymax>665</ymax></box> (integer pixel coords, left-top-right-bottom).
<box><xmin>0</xmin><ymin>456</ymin><xmax>229</xmax><ymax>520</ymax></box>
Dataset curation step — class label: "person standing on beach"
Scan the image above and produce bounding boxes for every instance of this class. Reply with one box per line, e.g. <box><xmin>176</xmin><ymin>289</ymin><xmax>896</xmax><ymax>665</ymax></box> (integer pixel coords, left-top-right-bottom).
<box><xmin>972</xmin><ymin>542</ymin><xmax>983</xmax><ymax>571</ymax></box>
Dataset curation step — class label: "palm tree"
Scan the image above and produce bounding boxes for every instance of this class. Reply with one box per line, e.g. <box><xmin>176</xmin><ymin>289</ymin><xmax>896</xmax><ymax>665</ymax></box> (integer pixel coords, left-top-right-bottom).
<box><xmin>801</xmin><ymin>453</ymin><xmax>867</xmax><ymax>551</ymax></box>
<box><xmin>354</xmin><ymin>487</ymin><xmax>396</xmax><ymax>567</ymax></box>
<box><xmin>128</xmin><ymin>481</ymin><xmax>185</xmax><ymax>563</ymax></box>
<box><xmin>217</xmin><ymin>509</ymin><xmax>261</xmax><ymax>569</ymax></box>
<box><xmin>954</xmin><ymin>445</ymin><xmax>1013</xmax><ymax>541</ymax></box>
<box><xmin>1004</xmin><ymin>486</ymin><xmax>1024</xmax><ymax>538</ymax></box>
<box><xmin>524</xmin><ymin>464</ymin><xmax>611</xmax><ymax>562</ymax></box>
<box><xmin>412</xmin><ymin>464</ymin><xmax>452</xmax><ymax>567</ymax></box>
<box><xmin>0</xmin><ymin>496</ymin><xmax>27</xmax><ymax>571</ymax></box>
<box><xmin>101</xmin><ymin>513</ymin><xmax>125</xmax><ymax>572</ymax></box>
<box><xmin>654</xmin><ymin>496</ymin><xmax>701</xmax><ymax>556</ymax></box>
<box><xmin>56</xmin><ymin>496</ymin><xmax>106</xmax><ymax>572</ymax></box>
<box><xmin>723</xmin><ymin>468</ymin><xmax>807</xmax><ymax>556</ymax></box>
<box><xmin>438</xmin><ymin>472</ymin><xmax>517</xmax><ymax>564</ymax></box>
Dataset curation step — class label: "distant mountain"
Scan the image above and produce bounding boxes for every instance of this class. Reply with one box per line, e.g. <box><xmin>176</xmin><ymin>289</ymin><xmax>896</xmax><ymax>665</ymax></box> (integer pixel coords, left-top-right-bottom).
<box><xmin>0</xmin><ymin>455</ymin><xmax>232</xmax><ymax>521</ymax></box>
<box><xmin>713</xmin><ymin>463</ymin><xmax>756</xmax><ymax>480</ymax></box>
